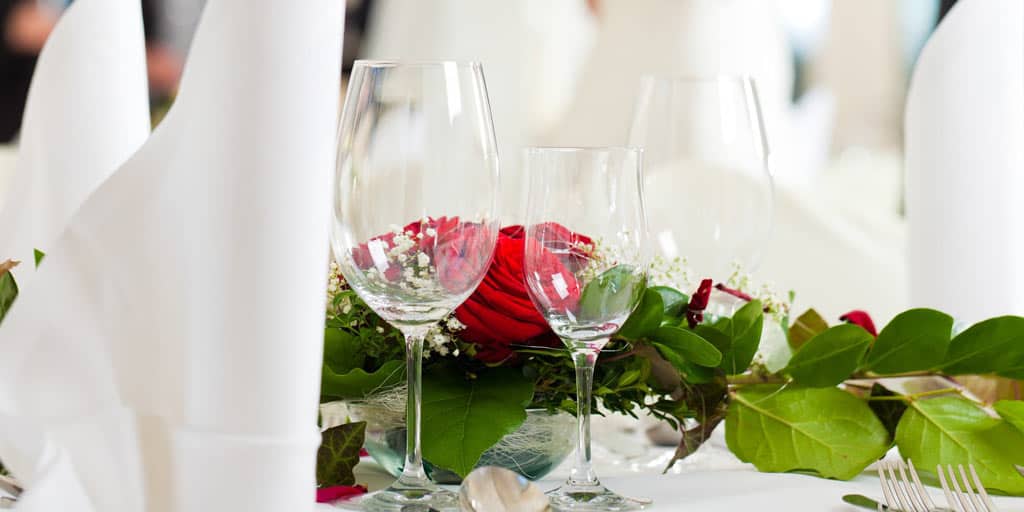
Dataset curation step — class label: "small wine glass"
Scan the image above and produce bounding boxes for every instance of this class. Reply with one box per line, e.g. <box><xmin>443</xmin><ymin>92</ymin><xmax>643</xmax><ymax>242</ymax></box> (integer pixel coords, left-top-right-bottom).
<box><xmin>331</xmin><ymin>60</ymin><xmax>500</xmax><ymax>512</ymax></box>
<box><xmin>628</xmin><ymin>75</ymin><xmax>773</xmax><ymax>283</ymax></box>
<box><xmin>522</xmin><ymin>147</ymin><xmax>650</xmax><ymax>511</ymax></box>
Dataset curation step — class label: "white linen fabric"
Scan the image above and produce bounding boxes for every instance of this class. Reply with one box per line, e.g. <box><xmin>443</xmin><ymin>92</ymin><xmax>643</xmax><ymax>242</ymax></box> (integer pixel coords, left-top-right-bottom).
<box><xmin>0</xmin><ymin>0</ymin><xmax>149</xmax><ymax>279</ymax></box>
<box><xmin>905</xmin><ymin>0</ymin><xmax>1024</xmax><ymax>323</ymax></box>
<box><xmin>0</xmin><ymin>1</ymin><xmax>344</xmax><ymax>511</ymax></box>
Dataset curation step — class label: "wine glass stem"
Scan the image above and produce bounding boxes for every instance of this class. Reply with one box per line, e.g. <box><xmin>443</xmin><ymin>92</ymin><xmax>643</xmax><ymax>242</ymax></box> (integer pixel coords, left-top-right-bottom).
<box><xmin>568</xmin><ymin>344</ymin><xmax>603</xmax><ymax>488</ymax></box>
<box><xmin>398</xmin><ymin>327</ymin><xmax>430</xmax><ymax>488</ymax></box>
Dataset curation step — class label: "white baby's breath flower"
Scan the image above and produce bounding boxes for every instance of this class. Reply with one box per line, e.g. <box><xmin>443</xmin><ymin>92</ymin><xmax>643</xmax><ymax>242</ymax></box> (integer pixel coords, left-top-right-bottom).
<box><xmin>417</xmin><ymin>253</ymin><xmax>430</xmax><ymax>267</ymax></box>
<box><xmin>375</xmin><ymin>326</ymin><xmax>385</xmax><ymax>334</ymax></box>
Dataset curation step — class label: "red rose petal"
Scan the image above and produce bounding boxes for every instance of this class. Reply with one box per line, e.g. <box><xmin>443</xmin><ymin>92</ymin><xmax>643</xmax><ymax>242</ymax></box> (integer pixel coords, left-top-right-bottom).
<box><xmin>316</xmin><ymin>484</ymin><xmax>367</xmax><ymax>503</ymax></box>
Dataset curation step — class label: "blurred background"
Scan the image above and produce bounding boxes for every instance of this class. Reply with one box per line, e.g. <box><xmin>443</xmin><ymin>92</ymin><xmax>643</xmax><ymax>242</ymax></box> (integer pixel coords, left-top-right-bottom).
<box><xmin>0</xmin><ymin>0</ymin><xmax>965</xmax><ymax>322</ymax></box>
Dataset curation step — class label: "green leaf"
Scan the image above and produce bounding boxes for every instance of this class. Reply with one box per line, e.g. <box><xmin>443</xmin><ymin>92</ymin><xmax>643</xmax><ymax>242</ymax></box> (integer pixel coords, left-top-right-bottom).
<box><xmin>578</xmin><ymin>265</ymin><xmax>645</xmax><ymax>321</ymax></box>
<box><xmin>995</xmin><ymin>400</ymin><xmax>1024</xmax><ymax>435</ymax></box>
<box><xmin>865</xmin><ymin>309</ymin><xmax>953</xmax><ymax>374</ymax></box>
<box><xmin>321</xmin><ymin>360</ymin><xmax>404</xmax><ymax>400</ymax></box>
<box><xmin>721</xmin><ymin>300</ymin><xmax>763</xmax><ymax>375</ymax></box>
<box><xmin>895</xmin><ymin>396</ymin><xmax>1024</xmax><ymax>494</ymax></box>
<box><xmin>942</xmin><ymin>316</ymin><xmax>1024</xmax><ymax>378</ymax></box>
<box><xmin>33</xmin><ymin>249</ymin><xmax>44</xmax><ymax>268</ymax></box>
<box><xmin>649</xmin><ymin>285</ymin><xmax>688</xmax><ymax>317</ymax></box>
<box><xmin>785</xmin><ymin>324</ymin><xmax>872</xmax><ymax>387</ymax></box>
<box><xmin>726</xmin><ymin>385</ymin><xmax>889</xmax><ymax>480</ymax></box>
<box><xmin>618</xmin><ymin>288</ymin><xmax>663</xmax><ymax>340</ymax></box>
<box><xmin>421</xmin><ymin>367</ymin><xmax>535</xmax><ymax>477</ymax></box>
<box><xmin>788</xmin><ymin>309</ymin><xmax>828</xmax><ymax>350</ymax></box>
<box><xmin>650</xmin><ymin>326</ymin><xmax>722</xmax><ymax>367</ymax></box>
<box><xmin>867</xmin><ymin>383</ymin><xmax>907</xmax><ymax>440</ymax></box>
<box><xmin>0</xmin><ymin>268</ymin><xmax>17</xmax><ymax>324</ymax></box>
<box><xmin>323</xmin><ymin>328</ymin><xmax>365</xmax><ymax>375</ymax></box>
<box><xmin>316</xmin><ymin>421</ymin><xmax>366</xmax><ymax>487</ymax></box>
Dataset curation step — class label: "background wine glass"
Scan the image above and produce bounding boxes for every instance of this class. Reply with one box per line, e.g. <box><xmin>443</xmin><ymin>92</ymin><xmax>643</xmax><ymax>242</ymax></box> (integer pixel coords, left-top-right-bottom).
<box><xmin>331</xmin><ymin>60</ymin><xmax>500</xmax><ymax>512</ymax></box>
<box><xmin>628</xmin><ymin>75</ymin><xmax>773</xmax><ymax>287</ymax></box>
<box><xmin>523</xmin><ymin>147</ymin><xmax>650</xmax><ymax>511</ymax></box>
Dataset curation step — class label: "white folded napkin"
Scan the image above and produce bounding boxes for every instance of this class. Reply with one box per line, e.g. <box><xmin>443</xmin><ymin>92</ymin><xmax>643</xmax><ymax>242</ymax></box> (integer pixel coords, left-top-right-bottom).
<box><xmin>905</xmin><ymin>0</ymin><xmax>1024</xmax><ymax>323</ymax></box>
<box><xmin>0</xmin><ymin>0</ymin><xmax>149</xmax><ymax>278</ymax></box>
<box><xmin>0</xmin><ymin>1</ymin><xmax>344</xmax><ymax>511</ymax></box>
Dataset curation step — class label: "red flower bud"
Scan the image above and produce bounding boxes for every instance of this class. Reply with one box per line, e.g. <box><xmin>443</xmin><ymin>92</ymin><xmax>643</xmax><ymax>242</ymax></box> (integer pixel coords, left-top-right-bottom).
<box><xmin>840</xmin><ymin>310</ymin><xmax>878</xmax><ymax>337</ymax></box>
<box><xmin>686</xmin><ymin>279</ymin><xmax>714</xmax><ymax>328</ymax></box>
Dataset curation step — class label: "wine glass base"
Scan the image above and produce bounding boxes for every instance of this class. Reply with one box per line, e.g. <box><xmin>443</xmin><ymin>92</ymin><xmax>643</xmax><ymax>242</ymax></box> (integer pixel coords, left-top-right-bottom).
<box><xmin>547</xmin><ymin>484</ymin><xmax>650</xmax><ymax>511</ymax></box>
<box><xmin>351</xmin><ymin>484</ymin><xmax>459</xmax><ymax>512</ymax></box>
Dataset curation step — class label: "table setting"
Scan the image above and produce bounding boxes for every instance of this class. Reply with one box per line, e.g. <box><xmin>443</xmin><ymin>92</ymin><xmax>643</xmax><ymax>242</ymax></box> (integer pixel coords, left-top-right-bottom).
<box><xmin>0</xmin><ymin>0</ymin><xmax>1023</xmax><ymax>511</ymax></box>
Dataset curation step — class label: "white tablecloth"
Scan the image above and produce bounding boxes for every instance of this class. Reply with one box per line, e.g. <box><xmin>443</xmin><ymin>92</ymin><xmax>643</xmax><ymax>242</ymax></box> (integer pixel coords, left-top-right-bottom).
<box><xmin>323</xmin><ymin>426</ymin><xmax>1024</xmax><ymax>512</ymax></box>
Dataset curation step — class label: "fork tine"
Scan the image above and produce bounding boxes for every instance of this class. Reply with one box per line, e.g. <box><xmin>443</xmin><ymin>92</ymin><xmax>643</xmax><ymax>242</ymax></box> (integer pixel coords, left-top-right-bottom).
<box><xmin>938</xmin><ymin>464</ymin><xmax>964</xmax><ymax>512</ymax></box>
<box><xmin>879</xmin><ymin>461</ymin><xmax>903</xmax><ymax>510</ymax></box>
<box><xmin>907</xmin><ymin>459</ymin><xmax>937</xmax><ymax>510</ymax></box>
<box><xmin>947</xmin><ymin>464</ymin><xmax>976</xmax><ymax>512</ymax></box>
<box><xmin>888</xmin><ymin>461</ymin><xmax>920</xmax><ymax>511</ymax></box>
<box><xmin>896</xmin><ymin>460</ymin><xmax>928</xmax><ymax>511</ymax></box>
<box><xmin>958</xmin><ymin>464</ymin><xmax>986</xmax><ymax>512</ymax></box>
<box><xmin>967</xmin><ymin>464</ymin><xmax>997</xmax><ymax>512</ymax></box>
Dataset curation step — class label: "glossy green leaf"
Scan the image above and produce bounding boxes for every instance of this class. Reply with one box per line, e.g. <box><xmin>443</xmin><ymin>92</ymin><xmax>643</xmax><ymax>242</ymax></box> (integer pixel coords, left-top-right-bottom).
<box><xmin>721</xmin><ymin>300</ymin><xmax>763</xmax><ymax>375</ymax></box>
<box><xmin>422</xmin><ymin>367</ymin><xmax>534</xmax><ymax>477</ymax></box>
<box><xmin>785</xmin><ymin>324</ymin><xmax>872</xmax><ymax>387</ymax></box>
<box><xmin>865</xmin><ymin>309</ymin><xmax>954</xmax><ymax>374</ymax></box>
<box><xmin>323</xmin><ymin>328</ymin><xmax>365</xmax><ymax>375</ymax></box>
<box><xmin>726</xmin><ymin>385</ymin><xmax>890</xmax><ymax>480</ymax></box>
<box><xmin>651</xmin><ymin>326</ymin><xmax>722</xmax><ymax>367</ymax></box>
<box><xmin>618</xmin><ymin>288</ymin><xmax>663</xmax><ymax>340</ymax></box>
<box><xmin>942</xmin><ymin>316</ymin><xmax>1024</xmax><ymax>378</ymax></box>
<box><xmin>33</xmin><ymin>249</ymin><xmax>44</xmax><ymax>268</ymax></box>
<box><xmin>895</xmin><ymin>396</ymin><xmax>1024</xmax><ymax>494</ymax></box>
<box><xmin>649</xmin><ymin>285</ymin><xmax>688</xmax><ymax>317</ymax></box>
<box><xmin>788</xmin><ymin>309</ymin><xmax>828</xmax><ymax>350</ymax></box>
<box><xmin>995</xmin><ymin>400</ymin><xmax>1024</xmax><ymax>435</ymax></box>
<box><xmin>316</xmin><ymin>421</ymin><xmax>366</xmax><ymax>487</ymax></box>
<box><xmin>578</xmin><ymin>265</ymin><xmax>644</xmax><ymax>322</ymax></box>
<box><xmin>0</xmin><ymin>269</ymin><xmax>17</xmax><ymax>324</ymax></box>
<box><xmin>321</xmin><ymin>360</ymin><xmax>404</xmax><ymax>400</ymax></box>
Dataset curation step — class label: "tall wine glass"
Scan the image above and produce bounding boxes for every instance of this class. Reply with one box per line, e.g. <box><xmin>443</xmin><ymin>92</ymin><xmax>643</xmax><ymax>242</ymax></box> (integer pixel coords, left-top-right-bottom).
<box><xmin>628</xmin><ymin>75</ymin><xmax>773</xmax><ymax>283</ymax></box>
<box><xmin>331</xmin><ymin>60</ymin><xmax>500</xmax><ymax>511</ymax></box>
<box><xmin>523</xmin><ymin>147</ymin><xmax>650</xmax><ymax>511</ymax></box>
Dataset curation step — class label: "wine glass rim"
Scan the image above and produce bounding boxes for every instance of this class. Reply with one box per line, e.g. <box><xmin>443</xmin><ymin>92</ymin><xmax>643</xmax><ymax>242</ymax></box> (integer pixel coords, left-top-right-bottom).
<box><xmin>353</xmin><ymin>59</ymin><xmax>482</xmax><ymax>68</ymax></box>
<box><xmin>639</xmin><ymin>72</ymin><xmax>754</xmax><ymax>84</ymax></box>
<box><xmin>524</xmin><ymin>146</ymin><xmax>642</xmax><ymax>154</ymax></box>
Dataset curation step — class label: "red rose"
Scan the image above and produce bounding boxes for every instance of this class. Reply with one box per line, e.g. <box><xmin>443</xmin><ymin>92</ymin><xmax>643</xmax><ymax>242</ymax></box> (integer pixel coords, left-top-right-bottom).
<box><xmin>455</xmin><ymin>224</ymin><xmax>583</xmax><ymax>363</ymax></box>
<box><xmin>840</xmin><ymin>310</ymin><xmax>878</xmax><ymax>337</ymax></box>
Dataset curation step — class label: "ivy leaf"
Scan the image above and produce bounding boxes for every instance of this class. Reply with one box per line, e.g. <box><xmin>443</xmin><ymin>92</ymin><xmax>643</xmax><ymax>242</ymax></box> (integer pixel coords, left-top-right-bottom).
<box><xmin>867</xmin><ymin>383</ymin><xmax>907</xmax><ymax>440</ymax></box>
<box><xmin>994</xmin><ymin>400</ymin><xmax>1024</xmax><ymax>435</ymax></box>
<box><xmin>0</xmin><ymin>261</ymin><xmax>19</xmax><ymax>324</ymax></box>
<box><xmin>316</xmin><ymin>421</ymin><xmax>366</xmax><ymax>487</ymax></box>
<box><xmin>650</xmin><ymin>326</ymin><xmax>722</xmax><ymax>367</ymax></box>
<box><xmin>577</xmin><ymin>265</ymin><xmax>644</xmax><ymax>322</ymax></box>
<box><xmin>726</xmin><ymin>385</ymin><xmax>889</xmax><ymax>480</ymax></box>
<box><xmin>865</xmin><ymin>309</ymin><xmax>953</xmax><ymax>374</ymax></box>
<box><xmin>785</xmin><ymin>324</ymin><xmax>872</xmax><ymax>387</ymax></box>
<box><xmin>942</xmin><ymin>316</ymin><xmax>1024</xmax><ymax>378</ymax></box>
<box><xmin>321</xmin><ymin>360</ymin><xmax>404</xmax><ymax>401</ymax></box>
<box><xmin>618</xmin><ymin>288</ymin><xmax>663</xmax><ymax>340</ymax></box>
<box><xmin>721</xmin><ymin>300</ymin><xmax>763</xmax><ymax>375</ymax></box>
<box><xmin>649</xmin><ymin>285</ymin><xmax>688</xmax><ymax>318</ymax></box>
<box><xmin>788</xmin><ymin>309</ymin><xmax>828</xmax><ymax>350</ymax></box>
<box><xmin>895</xmin><ymin>396</ymin><xmax>1024</xmax><ymax>494</ymax></box>
<box><xmin>422</xmin><ymin>366</ymin><xmax>534</xmax><ymax>477</ymax></box>
<box><xmin>323</xmin><ymin>328</ymin><xmax>365</xmax><ymax>374</ymax></box>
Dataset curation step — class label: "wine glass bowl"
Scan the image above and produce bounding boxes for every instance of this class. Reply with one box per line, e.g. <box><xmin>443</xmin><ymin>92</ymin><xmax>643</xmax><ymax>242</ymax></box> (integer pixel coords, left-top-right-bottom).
<box><xmin>628</xmin><ymin>75</ymin><xmax>773</xmax><ymax>283</ymax></box>
<box><xmin>522</xmin><ymin>147</ymin><xmax>650</xmax><ymax>511</ymax></box>
<box><xmin>331</xmin><ymin>60</ymin><xmax>500</xmax><ymax>512</ymax></box>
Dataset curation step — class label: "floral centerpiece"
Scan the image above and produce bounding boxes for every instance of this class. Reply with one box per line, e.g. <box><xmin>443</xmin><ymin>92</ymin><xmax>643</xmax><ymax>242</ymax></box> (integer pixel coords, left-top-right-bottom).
<box><xmin>313</xmin><ymin>220</ymin><xmax>1024</xmax><ymax>497</ymax></box>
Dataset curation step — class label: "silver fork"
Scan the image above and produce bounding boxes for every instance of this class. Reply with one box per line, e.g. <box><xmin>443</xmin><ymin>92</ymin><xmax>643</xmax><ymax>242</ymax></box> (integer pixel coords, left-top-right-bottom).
<box><xmin>936</xmin><ymin>464</ymin><xmax>998</xmax><ymax>512</ymax></box>
<box><xmin>878</xmin><ymin>459</ymin><xmax>947</xmax><ymax>511</ymax></box>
